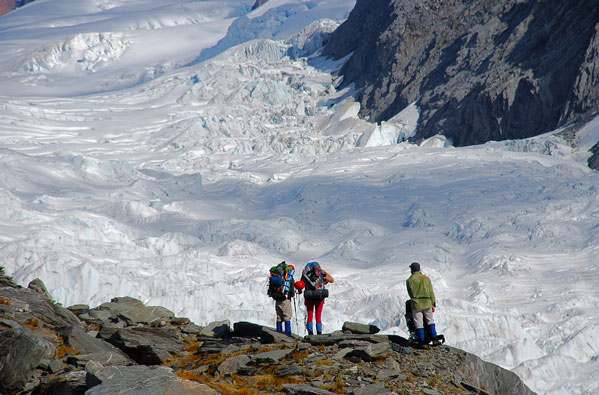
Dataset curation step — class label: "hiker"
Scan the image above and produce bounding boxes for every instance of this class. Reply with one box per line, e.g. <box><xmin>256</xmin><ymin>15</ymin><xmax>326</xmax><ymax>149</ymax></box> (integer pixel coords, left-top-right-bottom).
<box><xmin>301</xmin><ymin>261</ymin><xmax>334</xmax><ymax>335</ymax></box>
<box><xmin>267</xmin><ymin>261</ymin><xmax>297</xmax><ymax>334</ymax></box>
<box><xmin>406</xmin><ymin>262</ymin><xmax>441</xmax><ymax>346</ymax></box>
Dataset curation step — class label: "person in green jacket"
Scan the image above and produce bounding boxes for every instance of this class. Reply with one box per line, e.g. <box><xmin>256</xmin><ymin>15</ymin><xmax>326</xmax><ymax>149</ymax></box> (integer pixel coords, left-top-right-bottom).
<box><xmin>406</xmin><ymin>262</ymin><xmax>441</xmax><ymax>346</ymax></box>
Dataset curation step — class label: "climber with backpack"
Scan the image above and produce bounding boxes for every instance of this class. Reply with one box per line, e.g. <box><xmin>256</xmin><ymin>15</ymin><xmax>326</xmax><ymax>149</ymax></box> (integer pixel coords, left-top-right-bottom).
<box><xmin>267</xmin><ymin>261</ymin><xmax>297</xmax><ymax>335</ymax></box>
<box><xmin>406</xmin><ymin>262</ymin><xmax>444</xmax><ymax>347</ymax></box>
<box><xmin>300</xmin><ymin>261</ymin><xmax>334</xmax><ymax>335</ymax></box>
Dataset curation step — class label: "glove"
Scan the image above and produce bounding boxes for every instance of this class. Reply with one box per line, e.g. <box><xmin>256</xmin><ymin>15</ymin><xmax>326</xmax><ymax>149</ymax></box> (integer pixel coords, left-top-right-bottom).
<box><xmin>432</xmin><ymin>306</ymin><xmax>435</xmax><ymax>312</ymax></box>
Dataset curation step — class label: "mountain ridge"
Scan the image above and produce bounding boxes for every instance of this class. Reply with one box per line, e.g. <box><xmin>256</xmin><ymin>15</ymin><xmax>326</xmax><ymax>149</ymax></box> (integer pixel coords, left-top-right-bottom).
<box><xmin>322</xmin><ymin>0</ymin><xmax>599</xmax><ymax>147</ymax></box>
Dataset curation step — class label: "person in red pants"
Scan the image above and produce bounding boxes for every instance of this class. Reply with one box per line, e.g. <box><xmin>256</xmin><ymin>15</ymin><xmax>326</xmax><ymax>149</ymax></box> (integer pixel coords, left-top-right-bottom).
<box><xmin>300</xmin><ymin>261</ymin><xmax>334</xmax><ymax>335</ymax></box>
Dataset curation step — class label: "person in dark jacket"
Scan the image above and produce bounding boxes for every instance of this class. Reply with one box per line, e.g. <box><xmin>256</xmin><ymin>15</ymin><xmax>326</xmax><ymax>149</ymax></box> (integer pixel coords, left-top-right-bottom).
<box><xmin>406</xmin><ymin>262</ymin><xmax>441</xmax><ymax>346</ymax></box>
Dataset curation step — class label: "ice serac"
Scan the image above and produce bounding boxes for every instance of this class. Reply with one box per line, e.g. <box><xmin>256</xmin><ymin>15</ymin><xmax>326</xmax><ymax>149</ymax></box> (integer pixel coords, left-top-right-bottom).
<box><xmin>322</xmin><ymin>0</ymin><xmax>599</xmax><ymax>147</ymax></box>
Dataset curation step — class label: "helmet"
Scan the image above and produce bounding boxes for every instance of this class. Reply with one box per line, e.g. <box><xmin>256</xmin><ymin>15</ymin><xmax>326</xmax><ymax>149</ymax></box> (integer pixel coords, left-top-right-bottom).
<box><xmin>294</xmin><ymin>280</ymin><xmax>305</xmax><ymax>290</ymax></box>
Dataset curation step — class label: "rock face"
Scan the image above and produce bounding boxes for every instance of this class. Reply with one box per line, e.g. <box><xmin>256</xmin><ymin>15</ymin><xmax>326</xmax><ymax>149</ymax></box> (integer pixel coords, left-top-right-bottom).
<box><xmin>251</xmin><ymin>0</ymin><xmax>270</xmax><ymax>11</ymax></box>
<box><xmin>0</xmin><ymin>0</ymin><xmax>36</xmax><ymax>18</ymax></box>
<box><xmin>322</xmin><ymin>0</ymin><xmax>599</xmax><ymax>146</ymax></box>
<box><xmin>0</xmin><ymin>267</ymin><xmax>536</xmax><ymax>394</ymax></box>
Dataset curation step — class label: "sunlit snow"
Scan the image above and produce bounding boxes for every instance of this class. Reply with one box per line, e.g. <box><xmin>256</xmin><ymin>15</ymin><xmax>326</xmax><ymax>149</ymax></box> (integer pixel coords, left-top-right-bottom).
<box><xmin>1</xmin><ymin>1</ymin><xmax>598</xmax><ymax>394</ymax></box>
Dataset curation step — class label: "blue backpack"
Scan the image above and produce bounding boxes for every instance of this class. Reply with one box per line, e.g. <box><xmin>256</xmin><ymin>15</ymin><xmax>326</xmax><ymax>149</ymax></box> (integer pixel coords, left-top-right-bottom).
<box><xmin>268</xmin><ymin>261</ymin><xmax>295</xmax><ymax>300</ymax></box>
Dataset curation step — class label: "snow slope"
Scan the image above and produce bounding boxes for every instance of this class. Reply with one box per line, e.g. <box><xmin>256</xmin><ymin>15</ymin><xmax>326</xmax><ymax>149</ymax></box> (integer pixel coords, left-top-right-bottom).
<box><xmin>1</xmin><ymin>1</ymin><xmax>598</xmax><ymax>394</ymax></box>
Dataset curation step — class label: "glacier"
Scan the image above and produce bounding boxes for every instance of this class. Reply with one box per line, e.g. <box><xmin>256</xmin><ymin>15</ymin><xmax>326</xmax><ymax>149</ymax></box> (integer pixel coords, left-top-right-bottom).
<box><xmin>0</xmin><ymin>1</ymin><xmax>598</xmax><ymax>394</ymax></box>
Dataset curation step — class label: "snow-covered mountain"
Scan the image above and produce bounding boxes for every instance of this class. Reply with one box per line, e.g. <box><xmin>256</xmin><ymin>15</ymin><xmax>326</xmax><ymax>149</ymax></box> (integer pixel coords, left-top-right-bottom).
<box><xmin>1</xmin><ymin>1</ymin><xmax>598</xmax><ymax>394</ymax></box>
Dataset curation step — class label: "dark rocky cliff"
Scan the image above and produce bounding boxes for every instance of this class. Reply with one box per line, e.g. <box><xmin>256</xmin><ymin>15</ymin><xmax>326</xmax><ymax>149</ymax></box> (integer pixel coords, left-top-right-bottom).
<box><xmin>322</xmin><ymin>0</ymin><xmax>599</xmax><ymax>147</ymax></box>
<box><xmin>251</xmin><ymin>0</ymin><xmax>270</xmax><ymax>11</ymax></box>
<box><xmin>0</xmin><ymin>0</ymin><xmax>36</xmax><ymax>18</ymax></box>
<box><xmin>0</xmin><ymin>267</ymin><xmax>535</xmax><ymax>394</ymax></box>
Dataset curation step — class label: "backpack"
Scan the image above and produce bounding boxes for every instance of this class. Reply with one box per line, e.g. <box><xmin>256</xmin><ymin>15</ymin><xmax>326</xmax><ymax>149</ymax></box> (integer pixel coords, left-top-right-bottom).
<box><xmin>301</xmin><ymin>261</ymin><xmax>329</xmax><ymax>300</ymax></box>
<box><xmin>267</xmin><ymin>261</ymin><xmax>295</xmax><ymax>301</ymax></box>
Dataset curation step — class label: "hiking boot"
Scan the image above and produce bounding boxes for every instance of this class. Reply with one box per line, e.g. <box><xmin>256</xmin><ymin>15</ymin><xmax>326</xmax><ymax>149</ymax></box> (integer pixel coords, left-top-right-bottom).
<box><xmin>431</xmin><ymin>339</ymin><xmax>442</xmax><ymax>346</ymax></box>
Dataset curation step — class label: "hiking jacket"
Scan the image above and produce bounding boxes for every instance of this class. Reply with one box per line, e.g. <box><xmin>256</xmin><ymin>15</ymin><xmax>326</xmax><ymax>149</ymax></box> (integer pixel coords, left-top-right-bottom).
<box><xmin>406</xmin><ymin>271</ymin><xmax>436</xmax><ymax>311</ymax></box>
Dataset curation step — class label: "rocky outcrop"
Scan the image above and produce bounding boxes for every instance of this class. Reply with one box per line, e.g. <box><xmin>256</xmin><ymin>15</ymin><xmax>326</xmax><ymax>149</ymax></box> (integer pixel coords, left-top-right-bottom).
<box><xmin>0</xmin><ymin>0</ymin><xmax>36</xmax><ymax>18</ymax></box>
<box><xmin>323</xmin><ymin>0</ymin><xmax>599</xmax><ymax>147</ymax></box>
<box><xmin>251</xmin><ymin>0</ymin><xmax>270</xmax><ymax>11</ymax></box>
<box><xmin>589</xmin><ymin>141</ymin><xmax>599</xmax><ymax>170</ymax></box>
<box><xmin>0</xmin><ymin>267</ymin><xmax>535</xmax><ymax>394</ymax></box>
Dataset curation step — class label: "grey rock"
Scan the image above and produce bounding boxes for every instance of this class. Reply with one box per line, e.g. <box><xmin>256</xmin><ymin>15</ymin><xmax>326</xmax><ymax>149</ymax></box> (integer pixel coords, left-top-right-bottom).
<box><xmin>0</xmin><ymin>326</ymin><xmax>56</xmax><ymax>393</ymax></box>
<box><xmin>233</xmin><ymin>321</ymin><xmax>299</xmax><ymax>343</ymax></box>
<box><xmin>383</xmin><ymin>356</ymin><xmax>400</xmax><ymax>370</ymax></box>
<box><xmin>339</xmin><ymin>339</ymin><xmax>372</xmax><ymax>348</ymax></box>
<box><xmin>252</xmin><ymin>348</ymin><xmax>293</xmax><ymax>363</ymax></box>
<box><xmin>221</xmin><ymin>343</ymin><xmax>251</xmax><ymax>356</ymax></box>
<box><xmin>449</xmin><ymin>346</ymin><xmax>535</xmax><ymax>395</ymax></box>
<box><xmin>67</xmin><ymin>304</ymin><xmax>90</xmax><ymax>315</ymax></box>
<box><xmin>97</xmin><ymin>326</ymin><xmax>120</xmax><ymax>341</ymax></box>
<box><xmin>353</xmin><ymin>383</ymin><xmax>392</xmax><ymax>395</ymax></box>
<box><xmin>461</xmin><ymin>381</ymin><xmax>492</xmax><ymax>395</ymax></box>
<box><xmin>86</xmin><ymin>365</ymin><xmax>217</xmax><ymax>395</ymax></box>
<box><xmin>421</xmin><ymin>389</ymin><xmax>443</xmax><ymax>395</ymax></box>
<box><xmin>45</xmin><ymin>370</ymin><xmax>88</xmax><ymax>395</ymax></box>
<box><xmin>262</xmin><ymin>326</ymin><xmax>299</xmax><ymax>343</ymax></box>
<box><xmin>276</xmin><ymin>365</ymin><xmax>306</xmax><ymax>377</ymax></box>
<box><xmin>282</xmin><ymin>383</ymin><xmax>338</xmax><ymax>395</ymax></box>
<box><xmin>105</xmin><ymin>327</ymin><xmax>185</xmax><ymax>365</ymax></box>
<box><xmin>48</xmin><ymin>358</ymin><xmax>64</xmax><ymax>373</ymax></box>
<box><xmin>376</xmin><ymin>368</ymin><xmax>400</xmax><ymax>381</ymax></box>
<box><xmin>589</xmin><ymin>141</ymin><xmax>599</xmax><ymax>170</ymax></box>
<box><xmin>344</xmin><ymin>342</ymin><xmax>391</xmax><ymax>362</ymax></box>
<box><xmin>58</xmin><ymin>326</ymin><xmax>132</xmax><ymax>359</ymax></box>
<box><xmin>323</xmin><ymin>0</ymin><xmax>599</xmax><ymax>148</ymax></box>
<box><xmin>171</xmin><ymin>316</ymin><xmax>191</xmax><ymax>326</ymax></box>
<box><xmin>390</xmin><ymin>343</ymin><xmax>411</xmax><ymax>354</ymax></box>
<box><xmin>66</xmin><ymin>351</ymin><xmax>131</xmax><ymax>368</ymax></box>
<box><xmin>334</xmin><ymin>348</ymin><xmax>352</xmax><ymax>360</ymax></box>
<box><xmin>0</xmin><ymin>305</ymin><xmax>15</xmax><ymax>320</ymax></box>
<box><xmin>199</xmin><ymin>320</ymin><xmax>230</xmax><ymax>338</ymax></box>
<box><xmin>0</xmin><ymin>319</ymin><xmax>20</xmax><ymax>328</ymax></box>
<box><xmin>84</xmin><ymin>309</ymin><xmax>113</xmax><ymax>326</ymax></box>
<box><xmin>342</xmin><ymin>322</ymin><xmax>380</xmax><ymax>335</ymax></box>
<box><xmin>104</xmin><ymin>296</ymin><xmax>145</xmax><ymax>308</ymax></box>
<box><xmin>295</xmin><ymin>341</ymin><xmax>311</xmax><ymax>351</ymax></box>
<box><xmin>305</xmin><ymin>333</ymin><xmax>388</xmax><ymax>347</ymax></box>
<box><xmin>28</xmin><ymin>278</ymin><xmax>53</xmax><ymax>301</ymax></box>
<box><xmin>0</xmin><ymin>284</ymin><xmax>81</xmax><ymax>328</ymax></box>
<box><xmin>117</xmin><ymin>305</ymin><xmax>175</xmax><ymax>326</ymax></box>
<box><xmin>217</xmin><ymin>354</ymin><xmax>251</xmax><ymax>375</ymax></box>
<box><xmin>181</xmin><ymin>324</ymin><xmax>202</xmax><ymax>334</ymax></box>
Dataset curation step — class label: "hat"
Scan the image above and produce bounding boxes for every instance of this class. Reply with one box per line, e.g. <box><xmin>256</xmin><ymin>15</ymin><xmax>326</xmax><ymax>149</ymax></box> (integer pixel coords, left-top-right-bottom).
<box><xmin>409</xmin><ymin>262</ymin><xmax>421</xmax><ymax>271</ymax></box>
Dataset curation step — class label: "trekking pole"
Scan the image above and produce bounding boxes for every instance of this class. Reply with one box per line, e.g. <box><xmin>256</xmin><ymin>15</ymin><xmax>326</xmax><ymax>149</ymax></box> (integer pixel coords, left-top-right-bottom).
<box><xmin>294</xmin><ymin>297</ymin><xmax>300</xmax><ymax>335</ymax></box>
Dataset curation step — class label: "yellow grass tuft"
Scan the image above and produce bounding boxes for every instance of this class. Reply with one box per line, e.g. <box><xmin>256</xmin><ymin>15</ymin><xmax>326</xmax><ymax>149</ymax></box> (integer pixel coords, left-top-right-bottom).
<box><xmin>314</xmin><ymin>359</ymin><xmax>333</xmax><ymax>367</ymax></box>
<box><xmin>55</xmin><ymin>345</ymin><xmax>77</xmax><ymax>357</ymax></box>
<box><xmin>24</xmin><ymin>318</ymin><xmax>40</xmax><ymax>330</ymax></box>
